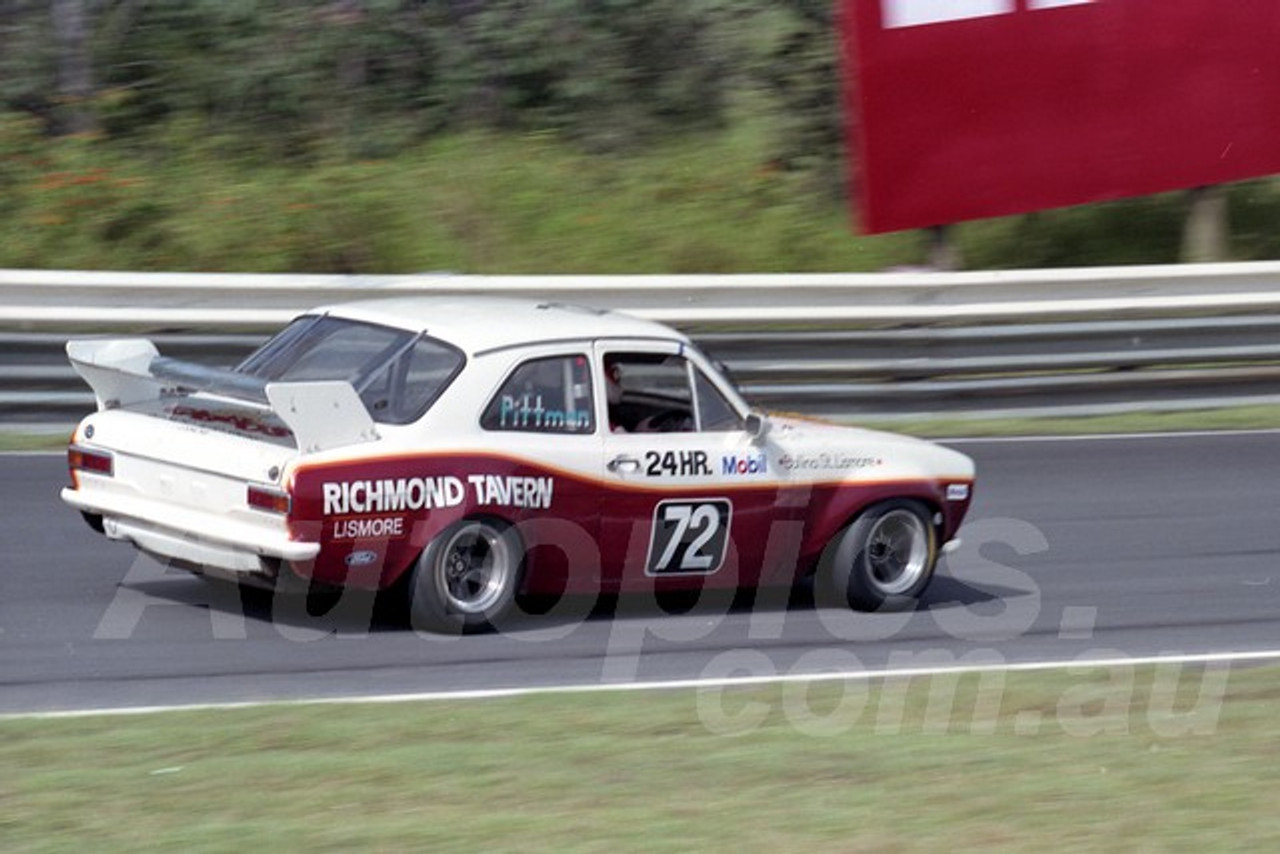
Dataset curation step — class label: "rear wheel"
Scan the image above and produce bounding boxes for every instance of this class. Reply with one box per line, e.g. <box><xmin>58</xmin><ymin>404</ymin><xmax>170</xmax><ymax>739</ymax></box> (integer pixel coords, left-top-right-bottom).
<box><xmin>820</xmin><ymin>500</ymin><xmax>938</xmax><ymax>612</ymax></box>
<box><xmin>409</xmin><ymin>518</ymin><xmax>522</xmax><ymax>634</ymax></box>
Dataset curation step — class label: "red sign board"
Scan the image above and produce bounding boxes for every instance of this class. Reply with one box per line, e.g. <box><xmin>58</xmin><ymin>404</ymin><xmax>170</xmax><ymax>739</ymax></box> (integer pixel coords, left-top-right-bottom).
<box><xmin>842</xmin><ymin>0</ymin><xmax>1280</xmax><ymax>233</ymax></box>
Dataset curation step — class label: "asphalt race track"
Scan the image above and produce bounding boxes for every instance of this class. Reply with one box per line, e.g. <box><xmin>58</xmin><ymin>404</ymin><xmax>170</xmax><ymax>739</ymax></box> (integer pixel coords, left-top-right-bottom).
<box><xmin>3</xmin><ymin>431</ymin><xmax>1278</xmax><ymax>715</ymax></box>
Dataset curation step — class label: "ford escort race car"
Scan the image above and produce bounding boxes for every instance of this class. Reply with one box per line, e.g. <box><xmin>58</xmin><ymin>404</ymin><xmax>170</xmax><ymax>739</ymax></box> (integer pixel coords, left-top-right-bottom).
<box><xmin>62</xmin><ymin>297</ymin><xmax>975</xmax><ymax>633</ymax></box>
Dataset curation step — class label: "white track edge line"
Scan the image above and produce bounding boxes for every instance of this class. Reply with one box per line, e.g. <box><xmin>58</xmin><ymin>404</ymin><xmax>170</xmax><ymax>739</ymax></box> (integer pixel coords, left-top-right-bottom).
<box><xmin>941</xmin><ymin>428</ymin><xmax>1280</xmax><ymax>444</ymax></box>
<box><xmin>5</xmin><ymin>648</ymin><xmax>1279</xmax><ymax>721</ymax></box>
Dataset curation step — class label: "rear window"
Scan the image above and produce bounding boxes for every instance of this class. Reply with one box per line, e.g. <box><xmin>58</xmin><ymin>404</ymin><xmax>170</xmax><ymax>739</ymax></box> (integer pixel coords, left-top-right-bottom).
<box><xmin>237</xmin><ymin>315</ymin><xmax>463</xmax><ymax>425</ymax></box>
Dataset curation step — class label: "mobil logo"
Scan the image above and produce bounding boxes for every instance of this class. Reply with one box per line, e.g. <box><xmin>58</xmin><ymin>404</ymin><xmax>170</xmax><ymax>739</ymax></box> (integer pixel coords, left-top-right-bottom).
<box><xmin>721</xmin><ymin>452</ymin><xmax>767</xmax><ymax>476</ymax></box>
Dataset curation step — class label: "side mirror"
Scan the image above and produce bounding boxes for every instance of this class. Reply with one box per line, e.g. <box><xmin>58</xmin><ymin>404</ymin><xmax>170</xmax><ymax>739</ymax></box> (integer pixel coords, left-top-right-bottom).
<box><xmin>745</xmin><ymin>411</ymin><xmax>770</xmax><ymax>442</ymax></box>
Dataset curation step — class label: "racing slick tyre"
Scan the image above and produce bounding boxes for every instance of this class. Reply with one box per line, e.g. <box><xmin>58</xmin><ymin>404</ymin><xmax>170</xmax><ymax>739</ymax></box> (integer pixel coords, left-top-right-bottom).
<box><xmin>409</xmin><ymin>518</ymin><xmax>523</xmax><ymax>634</ymax></box>
<box><xmin>819</xmin><ymin>500</ymin><xmax>938</xmax><ymax>612</ymax></box>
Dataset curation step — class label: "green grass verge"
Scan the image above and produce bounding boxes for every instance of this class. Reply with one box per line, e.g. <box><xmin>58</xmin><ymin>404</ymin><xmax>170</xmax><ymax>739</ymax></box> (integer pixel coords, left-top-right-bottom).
<box><xmin>3</xmin><ymin>662</ymin><xmax>1276</xmax><ymax>852</ymax></box>
<box><xmin>0</xmin><ymin>433</ymin><xmax>72</xmax><ymax>452</ymax></box>
<box><xmin>6</xmin><ymin>405</ymin><xmax>1280</xmax><ymax>452</ymax></box>
<box><xmin>852</xmin><ymin>404</ymin><xmax>1280</xmax><ymax>439</ymax></box>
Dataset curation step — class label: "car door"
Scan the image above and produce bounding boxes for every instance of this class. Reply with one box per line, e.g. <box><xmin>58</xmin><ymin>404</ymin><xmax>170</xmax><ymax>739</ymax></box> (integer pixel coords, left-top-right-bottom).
<box><xmin>594</xmin><ymin>339</ymin><xmax>785</xmax><ymax>592</ymax></box>
<box><xmin>473</xmin><ymin>346</ymin><xmax>605</xmax><ymax>597</ymax></box>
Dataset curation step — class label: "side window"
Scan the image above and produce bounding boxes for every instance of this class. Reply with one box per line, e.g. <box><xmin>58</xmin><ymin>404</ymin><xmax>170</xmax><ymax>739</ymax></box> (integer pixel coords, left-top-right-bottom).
<box><xmin>605</xmin><ymin>352</ymin><xmax>695</xmax><ymax>433</ymax></box>
<box><xmin>693</xmin><ymin>368</ymin><xmax>743</xmax><ymax>432</ymax></box>
<box><xmin>481</xmin><ymin>355</ymin><xmax>594</xmax><ymax>434</ymax></box>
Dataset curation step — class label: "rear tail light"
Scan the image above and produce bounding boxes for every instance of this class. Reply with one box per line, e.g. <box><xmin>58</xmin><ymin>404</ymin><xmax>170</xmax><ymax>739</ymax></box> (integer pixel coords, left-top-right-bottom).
<box><xmin>247</xmin><ymin>484</ymin><xmax>292</xmax><ymax>515</ymax></box>
<box><xmin>68</xmin><ymin>445</ymin><xmax>114</xmax><ymax>483</ymax></box>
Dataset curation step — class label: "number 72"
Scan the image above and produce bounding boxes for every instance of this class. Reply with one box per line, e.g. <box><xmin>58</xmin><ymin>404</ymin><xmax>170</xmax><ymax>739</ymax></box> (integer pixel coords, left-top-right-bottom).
<box><xmin>646</xmin><ymin>499</ymin><xmax>732</xmax><ymax>575</ymax></box>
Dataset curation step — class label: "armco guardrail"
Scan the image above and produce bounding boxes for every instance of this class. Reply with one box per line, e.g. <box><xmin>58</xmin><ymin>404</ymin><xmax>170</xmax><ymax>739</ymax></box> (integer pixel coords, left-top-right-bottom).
<box><xmin>7</xmin><ymin>264</ymin><xmax>1280</xmax><ymax>425</ymax></box>
<box><xmin>9</xmin><ymin>261</ymin><xmax>1280</xmax><ymax>328</ymax></box>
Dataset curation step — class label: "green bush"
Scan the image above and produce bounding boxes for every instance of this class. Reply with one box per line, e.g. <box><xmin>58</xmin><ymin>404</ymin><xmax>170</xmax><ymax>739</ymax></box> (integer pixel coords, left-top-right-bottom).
<box><xmin>3</xmin><ymin>105</ymin><xmax>1280</xmax><ymax>274</ymax></box>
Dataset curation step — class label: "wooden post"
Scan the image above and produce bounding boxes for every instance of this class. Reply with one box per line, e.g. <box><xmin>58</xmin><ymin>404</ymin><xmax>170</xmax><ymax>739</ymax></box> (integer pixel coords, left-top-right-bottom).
<box><xmin>1181</xmin><ymin>185</ymin><xmax>1229</xmax><ymax>263</ymax></box>
<box><xmin>927</xmin><ymin>225</ymin><xmax>960</xmax><ymax>271</ymax></box>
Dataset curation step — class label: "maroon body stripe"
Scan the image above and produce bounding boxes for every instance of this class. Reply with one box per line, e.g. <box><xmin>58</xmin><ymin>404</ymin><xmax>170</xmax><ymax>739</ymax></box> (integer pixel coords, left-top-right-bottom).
<box><xmin>285</xmin><ymin>452</ymin><xmax>972</xmax><ymax>595</ymax></box>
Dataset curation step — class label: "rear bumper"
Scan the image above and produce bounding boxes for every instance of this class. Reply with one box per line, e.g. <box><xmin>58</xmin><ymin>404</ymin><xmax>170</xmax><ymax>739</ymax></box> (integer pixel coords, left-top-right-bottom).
<box><xmin>62</xmin><ymin>487</ymin><xmax>319</xmax><ymax>574</ymax></box>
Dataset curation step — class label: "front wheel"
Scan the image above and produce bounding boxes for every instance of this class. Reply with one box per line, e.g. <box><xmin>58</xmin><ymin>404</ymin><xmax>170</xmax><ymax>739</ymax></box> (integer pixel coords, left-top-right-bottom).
<box><xmin>409</xmin><ymin>518</ymin><xmax>522</xmax><ymax>634</ymax></box>
<box><xmin>819</xmin><ymin>500</ymin><xmax>938</xmax><ymax>612</ymax></box>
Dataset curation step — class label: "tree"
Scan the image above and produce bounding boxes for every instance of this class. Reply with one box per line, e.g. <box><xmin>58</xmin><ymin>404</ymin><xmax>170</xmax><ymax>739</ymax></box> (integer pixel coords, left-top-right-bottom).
<box><xmin>752</xmin><ymin>0</ymin><xmax>845</xmax><ymax>194</ymax></box>
<box><xmin>51</xmin><ymin>0</ymin><xmax>97</xmax><ymax>133</ymax></box>
<box><xmin>1</xmin><ymin>1</ymin><xmax>52</xmax><ymax>123</ymax></box>
<box><xmin>12</xmin><ymin>0</ymin><xmax>744</xmax><ymax>154</ymax></box>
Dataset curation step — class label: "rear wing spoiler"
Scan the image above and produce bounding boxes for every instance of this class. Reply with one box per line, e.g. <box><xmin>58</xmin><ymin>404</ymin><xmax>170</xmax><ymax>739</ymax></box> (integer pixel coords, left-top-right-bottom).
<box><xmin>66</xmin><ymin>338</ymin><xmax>378</xmax><ymax>453</ymax></box>
<box><xmin>66</xmin><ymin>338</ymin><xmax>163</xmax><ymax>412</ymax></box>
<box><xmin>264</xmin><ymin>381</ymin><xmax>379</xmax><ymax>453</ymax></box>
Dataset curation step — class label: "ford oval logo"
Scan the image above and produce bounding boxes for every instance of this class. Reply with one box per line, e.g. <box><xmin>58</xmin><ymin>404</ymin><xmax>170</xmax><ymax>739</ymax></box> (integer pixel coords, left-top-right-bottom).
<box><xmin>344</xmin><ymin>550</ymin><xmax>379</xmax><ymax>568</ymax></box>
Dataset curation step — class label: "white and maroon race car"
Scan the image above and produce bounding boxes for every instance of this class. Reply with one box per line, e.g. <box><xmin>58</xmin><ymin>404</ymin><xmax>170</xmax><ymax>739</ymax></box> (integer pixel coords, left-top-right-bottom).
<box><xmin>62</xmin><ymin>298</ymin><xmax>975</xmax><ymax>633</ymax></box>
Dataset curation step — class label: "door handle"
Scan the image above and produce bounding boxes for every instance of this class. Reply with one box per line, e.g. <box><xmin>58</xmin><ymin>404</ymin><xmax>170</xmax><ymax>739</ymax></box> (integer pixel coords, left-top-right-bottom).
<box><xmin>608</xmin><ymin>455</ymin><xmax>641</xmax><ymax>474</ymax></box>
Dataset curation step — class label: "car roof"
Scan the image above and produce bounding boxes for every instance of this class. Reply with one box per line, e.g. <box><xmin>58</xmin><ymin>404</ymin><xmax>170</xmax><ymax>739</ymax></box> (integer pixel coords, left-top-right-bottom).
<box><xmin>314</xmin><ymin>296</ymin><xmax>687</xmax><ymax>356</ymax></box>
